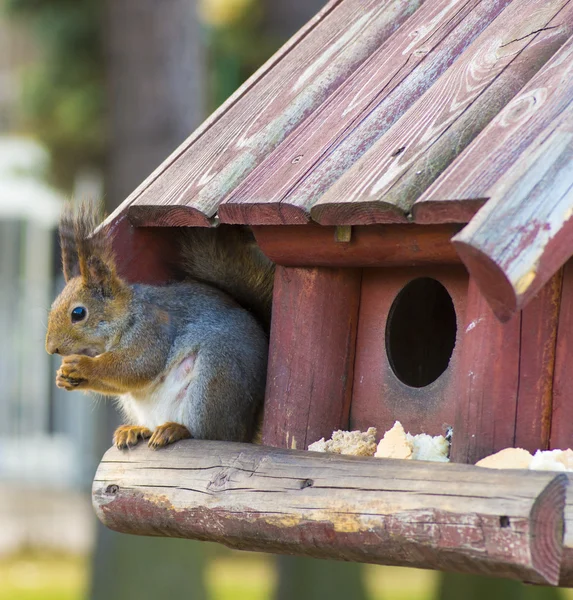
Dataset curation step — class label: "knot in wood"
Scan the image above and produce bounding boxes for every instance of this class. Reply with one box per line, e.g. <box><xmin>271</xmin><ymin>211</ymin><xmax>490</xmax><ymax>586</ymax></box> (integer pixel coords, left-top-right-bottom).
<box><xmin>208</xmin><ymin>469</ymin><xmax>232</xmax><ymax>492</ymax></box>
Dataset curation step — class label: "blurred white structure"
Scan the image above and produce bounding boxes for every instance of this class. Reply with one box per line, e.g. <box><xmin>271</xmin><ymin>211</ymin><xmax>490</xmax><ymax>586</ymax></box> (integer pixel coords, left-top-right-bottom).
<box><xmin>0</xmin><ymin>137</ymin><xmax>99</xmax><ymax>491</ymax></box>
<box><xmin>0</xmin><ymin>19</ymin><xmax>96</xmax><ymax>557</ymax></box>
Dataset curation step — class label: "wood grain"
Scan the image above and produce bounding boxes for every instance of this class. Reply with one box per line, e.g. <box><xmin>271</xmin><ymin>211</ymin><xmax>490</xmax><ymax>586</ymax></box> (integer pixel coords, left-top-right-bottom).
<box><xmin>101</xmin><ymin>0</ymin><xmax>344</xmax><ymax>228</ymax></box>
<box><xmin>310</xmin><ymin>0</ymin><xmax>572</xmax><ymax>225</ymax></box>
<box><xmin>514</xmin><ymin>271</ymin><xmax>563</xmax><ymax>453</ymax></box>
<box><xmin>219</xmin><ymin>0</ymin><xmax>513</xmax><ymax>225</ymax></box>
<box><xmin>560</xmin><ymin>467</ymin><xmax>573</xmax><ymax>585</ymax></box>
<box><xmin>452</xmin><ymin>115</ymin><xmax>573</xmax><ymax>322</ymax></box>
<box><xmin>125</xmin><ymin>0</ymin><xmax>423</xmax><ymax>227</ymax></box>
<box><xmin>252</xmin><ymin>223</ymin><xmax>462</xmax><ymax>267</ymax></box>
<box><xmin>413</xmin><ymin>199</ymin><xmax>488</xmax><ymax>225</ymax></box>
<box><xmin>92</xmin><ymin>440</ymin><xmax>568</xmax><ymax>586</ymax></box>
<box><xmin>550</xmin><ymin>259</ymin><xmax>573</xmax><ymax>451</ymax></box>
<box><xmin>350</xmin><ymin>267</ymin><xmax>468</xmax><ymax>438</ymax></box>
<box><xmin>107</xmin><ymin>214</ymin><xmax>181</xmax><ymax>284</ymax></box>
<box><xmin>413</xmin><ymin>36</ymin><xmax>573</xmax><ymax>223</ymax></box>
<box><xmin>451</xmin><ymin>278</ymin><xmax>521</xmax><ymax>464</ymax></box>
<box><xmin>262</xmin><ymin>266</ymin><xmax>361</xmax><ymax>450</ymax></box>
<box><xmin>454</xmin><ymin>272</ymin><xmax>561</xmax><ymax>459</ymax></box>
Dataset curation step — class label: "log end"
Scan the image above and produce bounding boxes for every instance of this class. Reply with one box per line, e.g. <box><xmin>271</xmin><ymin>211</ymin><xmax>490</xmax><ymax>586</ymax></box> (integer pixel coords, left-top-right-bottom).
<box><xmin>309</xmin><ymin>200</ymin><xmax>409</xmax><ymax>226</ymax></box>
<box><xmin>452</xmin><ymin>237</ymin><xmax>518</xmax><ymax>322</ymax></box>
<box><xmin>128</xmin><ymin>203</ymin><xmax>213</xmax><ymax>228</ymax></box>
<box><xmin>530</xmin><ymin>473</ymin><xmax>568</xmax><ymax>586</ymax></box>
<box><xmin>217</xmin><ymin>200</ymin><xmax>311</xmax><ymax>225</ymax></box>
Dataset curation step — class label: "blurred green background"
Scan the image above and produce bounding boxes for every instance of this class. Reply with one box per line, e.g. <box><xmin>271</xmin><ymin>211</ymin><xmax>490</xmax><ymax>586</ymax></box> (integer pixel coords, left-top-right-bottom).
<box><xmin>0</xmin><ymin>1</ymin><xmax>570</xmax><ymax>598</ymax></box>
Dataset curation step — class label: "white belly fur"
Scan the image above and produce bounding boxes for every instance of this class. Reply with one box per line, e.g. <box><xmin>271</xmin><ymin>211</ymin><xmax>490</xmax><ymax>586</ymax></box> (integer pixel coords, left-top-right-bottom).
<box><xmin>117</xmin><ymin>352</ymin><xmax>198</xmax><ymax>430</ymax></box>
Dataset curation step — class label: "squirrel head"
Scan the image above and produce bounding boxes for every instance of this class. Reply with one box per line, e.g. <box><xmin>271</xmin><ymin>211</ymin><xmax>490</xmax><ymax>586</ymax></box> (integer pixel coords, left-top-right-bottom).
<box><xmin>46</xmin><ymin>202</ymin><xmax>133</xmax><ymax>358</ymax></box>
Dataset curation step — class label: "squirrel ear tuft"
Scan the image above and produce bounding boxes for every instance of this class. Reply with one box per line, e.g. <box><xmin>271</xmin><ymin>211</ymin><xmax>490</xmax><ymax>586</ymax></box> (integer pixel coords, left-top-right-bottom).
<box><xmin>85</xmin><ymin>255</ymin><xmax>120</xmax><ymax>297</ymax></box>
<box><xmin>59</xmin><ymin>205</ymin><xmax>81</xmax><ymax>282</ymax></box>
<box><xmin>61</xmin><ymin>199</ymin><xmax>119</xmax><ymax>294</ymax></box>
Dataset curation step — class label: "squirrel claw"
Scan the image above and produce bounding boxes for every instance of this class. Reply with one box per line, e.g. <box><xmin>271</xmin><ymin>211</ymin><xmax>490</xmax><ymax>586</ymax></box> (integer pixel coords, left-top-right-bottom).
<box><xmin>56</xmin><ymin>372</ymin><xmax>86</xmax><ymax>390</ymax></box>
<box><xmin>114</xmin><ymin>425</ymin><xmax>153</xmax><ymax>449</ymax></box>
<box><xmin>57</xmin><ymin>355</ymin><xmax>91</xmax><ymax>390</ymax></box>
<box><xmin>148</xmin><ymin>422</ymin><xmax>192</xmax><ymax>450</ymax></box>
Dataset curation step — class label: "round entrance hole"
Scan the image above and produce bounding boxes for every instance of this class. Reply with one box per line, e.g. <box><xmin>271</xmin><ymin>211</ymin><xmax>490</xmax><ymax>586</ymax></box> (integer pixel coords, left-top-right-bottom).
<box><xmin>385</xmin><ymin>278</ymin><xmax>457</xmax><ymax>388</ymax></box>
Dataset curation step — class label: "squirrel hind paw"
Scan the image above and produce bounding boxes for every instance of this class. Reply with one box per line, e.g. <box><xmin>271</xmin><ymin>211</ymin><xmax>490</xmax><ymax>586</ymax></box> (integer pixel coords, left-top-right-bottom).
<box><xmin>114</xmin><ymin>425</ymin><xmax>152</xmax><ymax>449</ymax></box>
<box><xmin>148</xmin><ymin>422</ymin><xmax>192</xmax><ymax>450</ymax></box>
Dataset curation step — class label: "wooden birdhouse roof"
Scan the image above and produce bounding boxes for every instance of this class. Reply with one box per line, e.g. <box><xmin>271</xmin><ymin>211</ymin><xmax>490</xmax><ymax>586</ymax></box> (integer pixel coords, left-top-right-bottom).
<box><xmin>109</xmin><ymin>0</ymin><xmax>573</xmax><ymax>319</ymax></box>
<box><xmin>96</xmin><ymin>1</ymin><xmax>573</xmax><ymax>582</ymax></box>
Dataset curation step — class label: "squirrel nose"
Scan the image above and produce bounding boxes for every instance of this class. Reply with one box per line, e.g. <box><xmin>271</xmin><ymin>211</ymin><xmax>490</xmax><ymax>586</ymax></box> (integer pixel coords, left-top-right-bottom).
<box><xmin>46</xmin><ymin>342</ymin><xmax>60</xmax><ymax>355</ymax></box>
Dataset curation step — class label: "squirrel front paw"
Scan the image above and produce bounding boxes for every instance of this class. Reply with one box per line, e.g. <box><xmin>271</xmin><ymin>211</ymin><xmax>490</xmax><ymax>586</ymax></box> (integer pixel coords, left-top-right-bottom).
<box><xmin>56</xmin><ymin>354</ymin><xmax>92</xmax><ymax>390</ymax></box>
<box><xmin>114</xmin><ymin>425</ymin><xmax>153</xmax><ymax>449</ymax></box>
<box><xmin>149</xmin><ymin>422</ymin><xmax>192</xmax><ymax>449</ymax></box>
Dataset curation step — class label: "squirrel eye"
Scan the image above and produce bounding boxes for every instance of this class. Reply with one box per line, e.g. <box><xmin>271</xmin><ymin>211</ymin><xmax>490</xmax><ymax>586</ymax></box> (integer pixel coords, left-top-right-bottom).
<box><xmin>71</xmin><ymin>306</ymin><xmax>87</xmax><ymax>323</ymax></box>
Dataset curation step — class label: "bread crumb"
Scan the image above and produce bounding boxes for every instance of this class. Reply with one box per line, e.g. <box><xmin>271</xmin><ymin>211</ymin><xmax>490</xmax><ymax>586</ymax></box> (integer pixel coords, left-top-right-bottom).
<box><xmin>309</xmin><ymin>422</ymin><xmax>450</xmax><ymax>462</ymax></box>
<box><xmin>374</xmin><ymin>421</ymin><xmax>412</xmax><ymax>459</ymax></box>
<box><xmin>558</xmin><ymin>449</ymin><xmax>573</xmax><ymax>470</ymax></box>
<box><xmin>476</xmin><ymin>447</ymin><xmax>573</xmax><ymax>472</ymax></box>
<box><xmin>308</xmin><ymin>427</ymin><xmax>377</xmax><ymax>456</ymax></box>
<box><xmin>530</xmin><ymin>449</ymin><xmax>567</xmax><ymax>471</ymax></box>
<box><xmin>407</xmin><ymin>432</ymin><xmax>450</xmax><ymax>463</ymax></box>
<box><xmin>375</xmin><ymin>421</ymin><xmax>450</xmax><ymax>462</ymax></box>
<box><xmin>530</xmin><ymin>448</ymin><xmax>573</xmax><ymax>472</ymax></box>
<box><xmin>475</xmin><ymin>448</ymin><xmax>533</xmax><ymax>470</ymax></box>
<box><xmin>307</xmin><ymin>438</ymin><xmax>328</xmax><ymax>453</ymax></box>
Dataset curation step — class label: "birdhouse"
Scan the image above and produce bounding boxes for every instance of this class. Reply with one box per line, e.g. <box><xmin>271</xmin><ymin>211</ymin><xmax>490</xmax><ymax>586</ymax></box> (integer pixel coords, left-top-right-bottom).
<box><xmin>93</xmin><ymin>0</ymin><xmax>573</xmax><ymax>587</ymax></box>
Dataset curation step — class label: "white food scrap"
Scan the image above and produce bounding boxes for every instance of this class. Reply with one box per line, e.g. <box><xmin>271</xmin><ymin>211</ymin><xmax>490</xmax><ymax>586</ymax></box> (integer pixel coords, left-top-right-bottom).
<box><xmin>307</xmin><ymin>438</ymin><xmax>328</xmax><ymax>453</ymax></box>
<box><xmin>476</xmin><ymin>447</ymin><xmax>573</xmax><ymax>472</ymax></box>
<box><xmin>407</xmin><ymin>432</ymin><xmax>450</xmax><ymax>463</ymax></box>
<box><xmin>375</xmin><ymin>421</ymin><xmax>450</xmax><ymax>462</ymax></box>
<box><xmin>475</xmin><ymin>448</ymin><xmax>533</xmax><ymax>470</ymax></box>
<box><xmin>307</xmin><ymin>427</ymin><xmax>377</xmax><ymax>456</ymax></box>
<box><xmin>374</xmin><ymin>421</ymin><xmax>412</xmax><ymax>459</ymax></box>
<box><xmin>308</xmin><ymin>421</ymin><xmax>450</xmax><ymax>462</ymax></box>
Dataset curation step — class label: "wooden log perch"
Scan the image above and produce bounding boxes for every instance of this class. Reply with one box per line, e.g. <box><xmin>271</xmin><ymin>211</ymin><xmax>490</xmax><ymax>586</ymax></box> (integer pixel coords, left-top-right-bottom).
<box><xmin>560</xmin><ymin>483</ymin><xmax>573</xmax><ymax>585</ymax></box>
<box><xmin>93</xmin><ymin>441</ymin><xmax>569</xmax><ymax>586</ymax></box>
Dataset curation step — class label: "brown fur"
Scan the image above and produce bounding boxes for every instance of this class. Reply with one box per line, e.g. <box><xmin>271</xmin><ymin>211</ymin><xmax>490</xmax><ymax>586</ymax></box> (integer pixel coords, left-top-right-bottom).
<box><xmin>177</xmin><ymin>225</ymin><xmax>275</xmax><ymax>331</ymax></box>
<box><xmin>47</xmin><ymin>201</ymin><xmax>272</xmax><ymax>449</ymax></box>
<box><xmin>60</xmin><ymin>202</ymin><xmax>110</xmax><ymax>282</ymax></box>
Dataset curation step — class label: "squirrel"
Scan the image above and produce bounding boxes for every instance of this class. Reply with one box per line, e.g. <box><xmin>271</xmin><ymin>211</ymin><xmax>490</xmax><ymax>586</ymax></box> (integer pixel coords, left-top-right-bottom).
<box><xmin>45</xmin><ymin>202</ymin><xmax>274</xmax><ymax>449</ymax></box>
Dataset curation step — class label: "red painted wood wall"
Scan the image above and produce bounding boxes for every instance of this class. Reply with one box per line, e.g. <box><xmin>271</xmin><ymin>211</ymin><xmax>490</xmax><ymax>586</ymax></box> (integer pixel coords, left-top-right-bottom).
<box><xmin>110</xmin><ymin>220</ymin><xmax>569</xmax><ymax>465</ymax></box>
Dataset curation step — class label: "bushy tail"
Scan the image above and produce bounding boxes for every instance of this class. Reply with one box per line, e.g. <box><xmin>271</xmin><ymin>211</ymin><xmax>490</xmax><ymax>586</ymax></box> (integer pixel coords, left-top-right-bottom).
<box><xmin>178</xmin><ymin>226</ymin><xmax>275</xmax><ymax>331</ymax></box>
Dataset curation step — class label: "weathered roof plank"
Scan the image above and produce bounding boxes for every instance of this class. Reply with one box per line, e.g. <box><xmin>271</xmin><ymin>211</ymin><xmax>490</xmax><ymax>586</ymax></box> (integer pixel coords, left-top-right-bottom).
<box><xmin>414</xmin><ymin>31</ymin><xmax>573</xmax><ymax>223</ymax></box>
<box><xmin>452</xmin><ymin>111</ymin><xmax>573</xmax><ymax>322</ymax></box>
<box><xmin>106</xmin><ymin>0</ymin><xmax>573</xmax><ymax>321</ymax></box>
<box><xmin>104</xmin><ymin>0</ymin><xmax>344</xmax><ymax>227</ymax></box>
<box><xmin>126</xmin><ymin>0</ymin><xmax>424</xmax><ymax>227</ymax></box>
<box><xmin>310</xmin><ymin>0</ymin><xmax>572</xmax><ymax>225</ymax></box>
<box><xmin>218</xmin><ymin>0</ymin><xmax>514</xmax><ymax>225</ymax></box>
